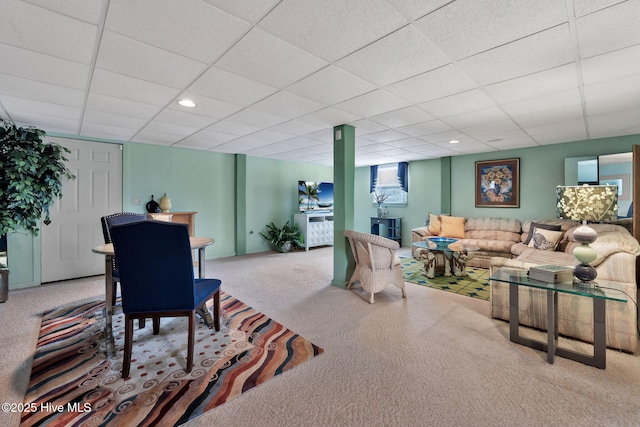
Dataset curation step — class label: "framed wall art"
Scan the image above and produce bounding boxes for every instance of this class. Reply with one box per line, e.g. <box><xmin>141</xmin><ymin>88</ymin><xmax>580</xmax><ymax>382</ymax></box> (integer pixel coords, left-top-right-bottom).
<box><xmin>475</xmin><ymin>158</ymin><xmax>520</xmax><ymax>207</ymax></box>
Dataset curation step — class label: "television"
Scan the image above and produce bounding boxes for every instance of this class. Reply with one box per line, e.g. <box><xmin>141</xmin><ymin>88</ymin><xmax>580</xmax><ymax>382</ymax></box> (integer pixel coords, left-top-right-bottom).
<box><xmin>298</xmin><ymin>181</ymin><xmax>334</xmax><ymax>212</ymax></box>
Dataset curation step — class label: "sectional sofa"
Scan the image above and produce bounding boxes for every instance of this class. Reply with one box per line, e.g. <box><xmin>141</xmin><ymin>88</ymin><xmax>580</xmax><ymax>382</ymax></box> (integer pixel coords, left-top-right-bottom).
<box><xmin>411</xmin><ymin>216</ymin><xmax>640</xmax><ymax>353</ymax></box>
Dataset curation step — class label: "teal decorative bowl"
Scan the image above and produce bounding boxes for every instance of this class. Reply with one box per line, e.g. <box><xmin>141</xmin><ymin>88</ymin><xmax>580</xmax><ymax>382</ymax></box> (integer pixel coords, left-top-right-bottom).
<box><xmin>427</xmin><ymin>237</ymin><xmax>458</xmax><ymax>250</ymax></box>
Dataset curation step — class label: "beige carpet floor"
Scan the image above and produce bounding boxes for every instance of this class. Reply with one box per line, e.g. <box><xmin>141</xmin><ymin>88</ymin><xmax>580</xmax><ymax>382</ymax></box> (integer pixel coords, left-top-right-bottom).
<box><xmin>1</xmin><ymin>246</ymin><xmax>640</xmax><ymax>426</ymax></box>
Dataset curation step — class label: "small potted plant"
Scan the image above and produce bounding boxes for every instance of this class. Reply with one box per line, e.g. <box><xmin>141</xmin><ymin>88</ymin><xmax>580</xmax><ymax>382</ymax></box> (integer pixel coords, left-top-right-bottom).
<box><xmin>260</xmin><ymin>221</ymin><xmax>305</xmax><ymax>253</ymax></box>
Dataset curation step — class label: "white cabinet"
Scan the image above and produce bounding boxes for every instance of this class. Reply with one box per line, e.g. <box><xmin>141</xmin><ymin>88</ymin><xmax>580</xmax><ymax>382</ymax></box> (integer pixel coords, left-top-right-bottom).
<box><xmin>294</xmin><ymin>213</ymin><xmax>334</xmax><ymax>251</ymax></box>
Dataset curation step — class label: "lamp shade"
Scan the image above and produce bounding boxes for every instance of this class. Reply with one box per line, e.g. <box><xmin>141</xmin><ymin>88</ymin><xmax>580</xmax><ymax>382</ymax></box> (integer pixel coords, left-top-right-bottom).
<box><xmin>556</xmin><ymin>185</ymin><xmax>618</xmax><ymax>222</ymax></box>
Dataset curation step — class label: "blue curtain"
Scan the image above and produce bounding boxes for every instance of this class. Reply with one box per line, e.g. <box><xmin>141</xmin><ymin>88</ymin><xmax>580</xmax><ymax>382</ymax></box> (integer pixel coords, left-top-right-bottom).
<box><xmin>397</xmin><ymin>162</ymin><xmax>408</xmax><ymax>192</ymax></box>
<box><xmin>370</xmin><ymin>165</ymin><xmax>378</xmax><ymax>193</ymax></box>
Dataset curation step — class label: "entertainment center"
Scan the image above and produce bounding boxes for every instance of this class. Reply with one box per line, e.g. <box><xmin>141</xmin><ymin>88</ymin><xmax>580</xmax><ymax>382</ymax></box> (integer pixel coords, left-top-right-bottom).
<box><xmin>293</xmin><ymin>212</ymin><xmax>334</xmax><ymax>251</ymax></box>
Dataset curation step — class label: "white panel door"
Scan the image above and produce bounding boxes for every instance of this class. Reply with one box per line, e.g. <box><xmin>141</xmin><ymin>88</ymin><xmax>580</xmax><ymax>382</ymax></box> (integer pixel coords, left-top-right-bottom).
<box><xmin>41</xmin><ymin>138</ymin><xmax>122</xmax><ymax>282</ymax></box>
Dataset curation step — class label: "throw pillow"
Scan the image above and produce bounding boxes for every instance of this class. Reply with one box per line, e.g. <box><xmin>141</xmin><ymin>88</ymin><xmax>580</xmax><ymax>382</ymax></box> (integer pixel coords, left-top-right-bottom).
<box><xmin>527</xmin><ymin>227</ymin><xmax>564</xmax><ymax>251</ymax></box>
<box><xmin>440</xmin><ymin>216</ymin><xmax>465</xmax><ymax>239</ymax></box>
<box><xmin>427</xmin><ymin>213</ymin><xmax>449</xmax><ymax>235</ymax></box>
<box><xmin>523</xmin><ymin>222</ymin><xmax>562</xmax><ymax>244</ymax></box>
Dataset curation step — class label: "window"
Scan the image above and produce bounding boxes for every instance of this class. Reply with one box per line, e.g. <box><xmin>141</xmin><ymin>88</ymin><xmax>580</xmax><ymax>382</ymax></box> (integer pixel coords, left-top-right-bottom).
<box><xmin>370</xmin><ymin>162</ymin><xmax>408</xmax><ymax>206</ymax></box>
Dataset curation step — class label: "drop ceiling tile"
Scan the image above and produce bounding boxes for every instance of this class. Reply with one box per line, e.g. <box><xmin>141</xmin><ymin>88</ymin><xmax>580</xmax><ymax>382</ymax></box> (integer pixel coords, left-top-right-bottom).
<box><xmin>90</xmin><ymin>68</ymin><xmax>180</xmax><ymax>106</ymax></box>
<box><xmin>420</xmin><ymin>130</ymin><xmax>475</xmax><ymax>144</ymax></box>
<box><xmin>216</xmin><ymin>28</ymin><xmax>327</xmax><ymax>89</ymax></box>
<box><xmin>201</xmin><ymin>0</ymin><xmax>280</xmax><ymax>23</ymax></box>
<box><xmin>0</xmin><ymin>0</ymin><xmax>97</xmax><ymax>63</ymax></box>
<box><xmin>142</xmin><ymin>121</ymin><xmax>200</xmax><ymax>138</ymax></box>
<box><xmin>385</xmin><ymin>0</ymin><xmax>452</xmax><ymax>21</ymax></box>
<box><xmin>187</xmin><ymin>67</ymin><xmax>277</xmax><ymax>107</ymax></box>
<box><xmin>299</xmin><ymin>107</ymin><xmax>361</xmax><ymax>128</ymax></box>
<box><xmin>133</xmin><ymin>130</ymin><xmax>181</xmax><ymax>145</ymax></box>
<box><xmin>501</xmin><ymin>89</ymin><xmax>582</xmax><ymax>117</ymax></box>
<box><xmin>359</xmin><ymin>129</ymin><xmax>411</xmax><ymax>143</ymax></box>
<box><xmin>24</xmin><ymin>0</ymin><xmax>105</xmax><ymax>24</ymax></box>
<box><xmin>396</xmin><ymin>120</ymin><xmax>453</xmax><ymax>137</ymax></box>
<box><xmin>0</xmin><ymin>43</ymin><xmax>90</xmax><ymax>90</ymax></box>
<box><xmin>419</xmin><ymin>89</ymin><xmax>497</xmax><ymax>118</ymax></box>
<box><xmin>247</xmin><ymin>129</ymin><xmax>294</xmax><ymax>143</ymax></box>
<box><xmin>587</xmin><ymin>109</ymin><xmax>640</xmax><ymax>138</ymax></box>
<box><xmin>581</xmin><ymin>44</ymin><xmax>640</xmax><ymax>85</ymax></box>
<box><xmin>384</xmin><ymin>137</ymin><xmax>429</xmax><ymax>149</ymax></box>
<box><xmin>268</xmin><ymin>119</ymin><xmax>327</xmax><ymax>136</ymax></box>
<box><xmin>485</xmin><ymin>137</ymin><xmax>538</xmax><ymax>150</ymax></box>
<box><xmin>106</xmin><ymin>0</ymin><xmax>249</xmax><ymax>63</ymax></box>
<box><xmin>336</xmin><ymin>25</ymin><xmax>450</xmax><ymax>86</ymax></box>
<box><xmin>287</xmin><ymin>66</ymin><xmax>377</xmax><ymax>105</ymax></box>
<box><xmin>576</xmin><ymin>1</ymin><xmax>640</xmax><ymax>59</ymax></box>
<box><xmin>0</xmin><ymin>74</ymin><xmax>84</xmax><ymax>107</ymax></box>
<box><xmin>442</xmin><ymin>140</ymin><xmax>496</xmax><ymax>154</ymax></box>
<box><xmin>154</xmin><ymin>109</ymin><xmax>217</xmax><ymax>129</ymax></box>
<box><xmin>172</xmin><ymin>140</ymin><xmax>210</xmax><ymax>150</ymax></box>
<box><xmin>456</xmin><ymin>25</ymin><xmax>575</xmax><ymax>86</ymax></box>
<box><xmin>349</xmin><ymin>119</ymin><xmax>389</xmax><ymax>136</ymax></box>
<box><xmin>225</xmin><ymin>108</ymin><xmax>288</xmax><ymax>128</ymax></box>
<box><xmin>83</xmin><ymin>109</ymin><xmax>148</xmax><ymax>129</ymax></box>
<box><xmin>385</xmin><ymin>64</ymin><xmax>477</xmax><ymax>104</ymax></box>
<box><xmin>573</xmin><ymin>0</ymin><xmax>625</xmax><ymax>16</ymax></box>
<box><xmin>0</xmin><ymin>95</ymin><xmax>81</xmax><ymax>121</ymax></box>
<box><xmin>335</xmin><ymin>90</ymin><xmax>410</xmax><ymax>118</ymax></box>
<box><xmin>584</xmin><ymin>75</ymin><xmax>640</xmax><ymax>111</ymax></box>
<box><xmin>369</xmin><ymin>106</ymin><xmax>435</xmax><ymax>128</ymax></box>
<box><xmin>258</xmin><ymin>0</ymin><xmax>407</xmax><ymax>62</ymax></box>
<box><xmin>442</xmin><ymin>107</ymin><xmax>509</xmax><ymax>129</ymax></box>
<box><xmin>459</xmin><ymin>119</ymin><xmax>523</xmax><ymax>140</ymax></box>
<box><xmin>86</xmin><ymin>93</ymin><xmax>161</xmax><ymax>120</ymax></box>
<box><xmin>96</xmin><ymin>31</ymin><xmax>207</xmax><ymax>89</ymax></box>
<box><xmin>206</xmin><ymin>120</ymin><xmax>259</xmax><ymax>136</ymax></box>
<box><xmin>251</xmin><ymin>91</ymin><xmax>325</xmax><ymax>119</ymax></box>
<box><xmin>511</xmin><ymin>105</ymin><xmax>585</xmax><ymax>128</ymax></box>
<box><xmin>168</xmin><ymin>92</ymin><xmax>242</xmax><ymax>119</ymax></box>
<box><xmin>406</xmin><ymin>144</ymin><xmax>460</xmax><ymax>158</ymax></box>
<box><xmin>484</xmin><ymin>64</ymin><xmax>578</xmax><ymax>104</ymax></box>
<box><xmin>524</xmin><ymin>119</ymin><xmax>588</xmax><ymax>141</ymax></box>
<box><xmin>414</xmin><ymin>0</ymin><xmax>566</xmax><ymax>60</ymax></box>
<box><xmin>11</xmin><ymin>112</ymin><xmax>79</xmax><ymax>134</ymax></box>
<box><xmin>304</xmin><ymin>128</ymin><xmax>334</xmax><ymax>143</ymax></box>
<box><xmin>80</xmin><ymin>121</ymin><xmax>139</xmax><ymax>140</ymax></box>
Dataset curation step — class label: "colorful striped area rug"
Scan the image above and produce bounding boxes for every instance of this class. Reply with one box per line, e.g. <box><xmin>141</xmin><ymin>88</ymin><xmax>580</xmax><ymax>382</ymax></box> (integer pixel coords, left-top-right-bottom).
<box><xmin>401</xmin><ymin>257</ymin><xmax>490</xmax><ymax>301</ymax></box>
<box><xmin>20</xmin><ymin>292</ymin><xmax>323</xmax><ymax>426</ymax></box>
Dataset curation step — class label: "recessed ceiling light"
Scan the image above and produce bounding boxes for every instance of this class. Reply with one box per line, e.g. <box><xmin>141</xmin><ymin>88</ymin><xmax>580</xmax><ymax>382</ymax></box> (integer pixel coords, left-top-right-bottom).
<box><xmin>178</xmin><ymin>99</ymin><xmax>196</xmax><ymax>108</ymax></box>
<box><xmin>449</xmin><ymin>139</ymin><xmax>459</xmax><ymax>144</ymax></box>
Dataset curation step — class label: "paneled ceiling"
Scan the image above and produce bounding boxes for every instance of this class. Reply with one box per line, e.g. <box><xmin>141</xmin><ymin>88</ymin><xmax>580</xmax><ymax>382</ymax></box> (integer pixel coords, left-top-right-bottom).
<box><xmin>1</xmin><ymin>0</ymin><xmax>639</xmax><ymax>166</ymax></box>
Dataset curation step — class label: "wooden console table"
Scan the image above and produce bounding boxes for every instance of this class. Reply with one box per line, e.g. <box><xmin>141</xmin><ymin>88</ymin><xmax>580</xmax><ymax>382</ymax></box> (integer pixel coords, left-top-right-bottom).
<box><xmin>149</xmin><ymin>211</ymin><xmax>197</xmax><ymax>236</ymax></box>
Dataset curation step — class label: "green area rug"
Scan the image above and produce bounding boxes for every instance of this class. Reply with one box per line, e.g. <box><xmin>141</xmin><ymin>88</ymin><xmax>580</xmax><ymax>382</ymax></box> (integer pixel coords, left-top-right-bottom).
<box><xmin>400</xmin><ymin>257</ymin><xmax>490</xmax><ymax>301</ymax></box>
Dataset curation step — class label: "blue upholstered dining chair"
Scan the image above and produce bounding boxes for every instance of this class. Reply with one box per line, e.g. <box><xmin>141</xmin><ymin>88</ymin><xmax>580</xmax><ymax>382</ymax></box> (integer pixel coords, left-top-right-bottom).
<box><xmin>110</xmin><ymin>220</ymin><xmax>222</xmax><ymax>378</ymax></box>
<box><xmin>100</xmin><ymin>212</ymin><xmax>147</xmax><ymax>306</ymax></box>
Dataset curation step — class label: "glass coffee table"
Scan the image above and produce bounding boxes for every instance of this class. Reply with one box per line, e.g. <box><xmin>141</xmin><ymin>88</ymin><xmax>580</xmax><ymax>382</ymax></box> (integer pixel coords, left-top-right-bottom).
<box><xmin>412</xmin><ymin>238</ymin><xmax>479</xmax><ymax>278</ymax></box>
<box><xmin>490</xmin><ymin>267</ymin><xmax>627</xmax><ymax>369</ymax></box>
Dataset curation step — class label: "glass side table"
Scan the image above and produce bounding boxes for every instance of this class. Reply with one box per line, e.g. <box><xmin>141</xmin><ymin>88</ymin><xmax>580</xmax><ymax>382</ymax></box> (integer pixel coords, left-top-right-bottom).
<box><xmin>490</xmin><ymin>267</ymin><xmax>627</xmax><ymax>369</ymax></box>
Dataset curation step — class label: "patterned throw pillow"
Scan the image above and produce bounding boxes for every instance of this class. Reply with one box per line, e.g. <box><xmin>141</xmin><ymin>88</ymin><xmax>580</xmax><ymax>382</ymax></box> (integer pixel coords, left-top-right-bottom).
<box><xmin>523</xmin><ymin>222</ymin><xmax>562</xmax><ymax>244</ymax></box>
<box><xmin>527</xmin><ymin>227</ymin><xmax>564</xmax><ymax>251</ymax></box>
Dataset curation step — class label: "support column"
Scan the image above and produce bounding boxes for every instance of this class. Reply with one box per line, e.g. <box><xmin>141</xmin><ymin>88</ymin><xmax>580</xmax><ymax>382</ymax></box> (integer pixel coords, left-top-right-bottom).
<box><xmin>332</xmin><ymin>124</ymin><xmax>355</xmax><ymax>288</ymax></box>
<box><xmin>235</xmin><ymin>154</ymin><xmax>247</xmax><ymax>256</ymax></box>
<box><xmin>441</xmin><ymin>156</ymin><xmax>451</xmax><ymax>214</ymax></box>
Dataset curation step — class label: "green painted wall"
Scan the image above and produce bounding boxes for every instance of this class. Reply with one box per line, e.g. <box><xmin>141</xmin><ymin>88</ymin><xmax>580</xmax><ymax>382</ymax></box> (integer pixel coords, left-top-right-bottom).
<box><xmin>354</xmin><ymin>157</ymin><xmax>442</xmax><ymax>245</ymax></box>
<box><xmin>244</xmin><ymin>156</ymin><xmax>333</xmax><ymax>254</ymax></box>
<box><xmin>449</xmin><ymin>135</ymin><xmax>640</xmax><ymax>221</ymax></box>
<box><xmin>123</xmin><ymin>142</ymin><xmax>236</xmax><ymax>258</ymax></box>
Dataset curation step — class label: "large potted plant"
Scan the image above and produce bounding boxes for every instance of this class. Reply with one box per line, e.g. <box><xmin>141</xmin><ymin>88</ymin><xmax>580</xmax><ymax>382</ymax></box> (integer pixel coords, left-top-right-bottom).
<box><xmin>259</xmin><ymin>221</ymin><xmax>304</xmax><ymax>253</ymax></box>
<box><xmin>0</xmin><ymin>118</ymin><xmax>75</xmax><ymax>300</ymax></box>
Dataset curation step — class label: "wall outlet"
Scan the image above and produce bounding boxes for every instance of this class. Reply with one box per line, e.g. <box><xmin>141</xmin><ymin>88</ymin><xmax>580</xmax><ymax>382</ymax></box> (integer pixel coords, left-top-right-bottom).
<box><xmin>132</xmin><ymin>197</ymin><xmax>142</xmax><ymax>205</ymax></box>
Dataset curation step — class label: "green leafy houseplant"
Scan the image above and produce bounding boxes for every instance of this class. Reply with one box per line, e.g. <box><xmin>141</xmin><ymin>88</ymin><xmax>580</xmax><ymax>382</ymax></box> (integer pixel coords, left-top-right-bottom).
<box><xmin>259</xmin><ymin>221</ymin><xmax>304</xmax><ymax>253</ymax></box>
<box><xmin>0</xmin><ymin>118</ymin><xmax>75</xmax><ymax>236</ymax></box>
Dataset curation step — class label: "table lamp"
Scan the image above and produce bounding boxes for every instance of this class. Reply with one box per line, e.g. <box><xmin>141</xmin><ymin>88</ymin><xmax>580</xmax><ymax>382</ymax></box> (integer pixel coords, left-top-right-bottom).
<box><xmin>556</xmin><ymin>185</ymin><xmax>618</xmax><ymax>287</ymax></box>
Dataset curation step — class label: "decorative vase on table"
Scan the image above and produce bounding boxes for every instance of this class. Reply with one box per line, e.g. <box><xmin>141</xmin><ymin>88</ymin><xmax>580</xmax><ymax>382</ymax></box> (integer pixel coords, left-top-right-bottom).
<box><xmin>159</xmin><ymin>193</ymin><xmax>172</xmax><ymax>212</ymax></box>
<box><xmin>145</xmin><ymin>195</ymin><xmax>160</xmax><ymax>213</ymax></box>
